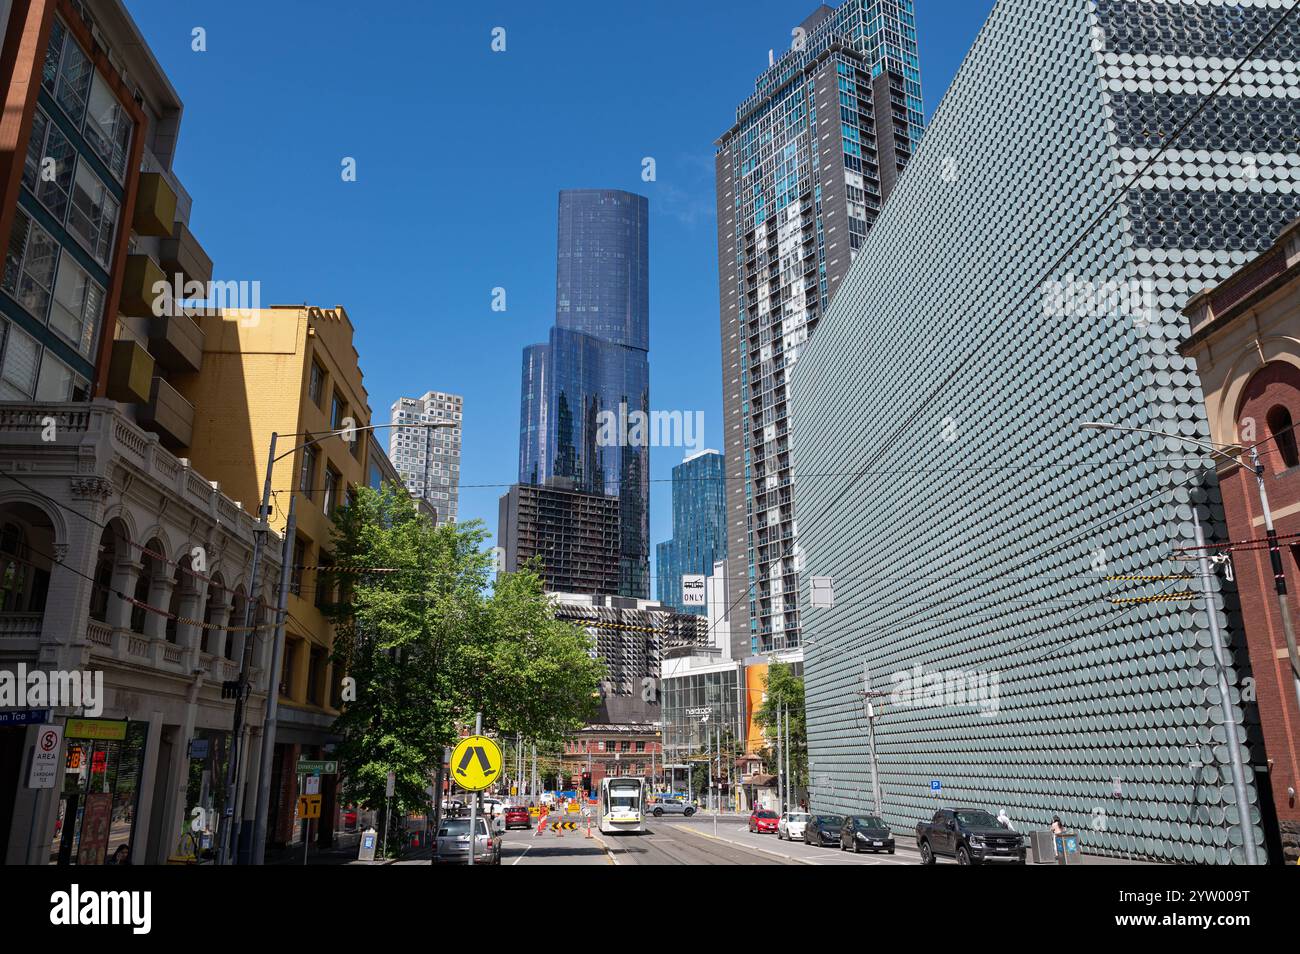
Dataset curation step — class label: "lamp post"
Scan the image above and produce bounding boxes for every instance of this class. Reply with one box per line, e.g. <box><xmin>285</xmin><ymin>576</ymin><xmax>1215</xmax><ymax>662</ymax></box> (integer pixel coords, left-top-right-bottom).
<box><xmin>1081</xmin><ymin>421</ymin><xmax>1263</xmax><ymax>865</ymax></box>
<box><xmin>220</xmin><ymin>418</ymin><xmax>456</xmax><ymax>864</ymax></box>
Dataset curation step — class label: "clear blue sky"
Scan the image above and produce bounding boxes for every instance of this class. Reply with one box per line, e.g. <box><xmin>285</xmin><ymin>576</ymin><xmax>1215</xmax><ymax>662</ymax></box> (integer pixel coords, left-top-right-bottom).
<box><xmin>127</xmin><ymin>0</ymin><xmax>995</xmax><ymax>589</ymax></box>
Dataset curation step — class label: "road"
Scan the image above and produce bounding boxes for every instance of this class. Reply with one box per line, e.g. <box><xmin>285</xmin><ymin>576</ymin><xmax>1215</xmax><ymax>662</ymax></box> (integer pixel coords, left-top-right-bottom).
<box><xmin>468</xmin><ymin>814</ymin><xmax>950</xmax><ymax>866</ymax></box>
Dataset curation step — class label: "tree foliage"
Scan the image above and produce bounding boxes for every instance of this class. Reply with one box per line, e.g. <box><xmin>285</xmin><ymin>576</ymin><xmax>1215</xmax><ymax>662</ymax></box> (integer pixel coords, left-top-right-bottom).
<box><xmin>323</xmin><ymin>485</ymin><xmax>604</xmax><ymax>814</ymax></box>
<box><xmin>753</xmin><ymin>663</ymin><xmax>807</xmax><ymax>790</ymax></box>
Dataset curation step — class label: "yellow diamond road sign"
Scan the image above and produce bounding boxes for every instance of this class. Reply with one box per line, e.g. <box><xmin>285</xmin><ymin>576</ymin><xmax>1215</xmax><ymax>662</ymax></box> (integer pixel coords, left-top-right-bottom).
<box><xmin>451</xmin><ymin>735</ymin><xmax>502</xmax><ymax>792</ymax></box>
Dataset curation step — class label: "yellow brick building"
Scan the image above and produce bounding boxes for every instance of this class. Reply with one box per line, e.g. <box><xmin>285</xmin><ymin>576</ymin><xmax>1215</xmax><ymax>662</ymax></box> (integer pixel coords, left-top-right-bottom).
<box><xmin>176</xmin><ymin>304</ymin><xmax>371</xmax><ymax>844</ymax></box>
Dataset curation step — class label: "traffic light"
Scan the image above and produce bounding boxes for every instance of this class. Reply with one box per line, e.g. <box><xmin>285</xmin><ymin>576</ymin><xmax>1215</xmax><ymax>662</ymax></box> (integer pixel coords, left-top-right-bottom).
<box><xmin>581</xmin><ymin>771</ymin><xmax>592</xmax><ymax>794</ymax></box>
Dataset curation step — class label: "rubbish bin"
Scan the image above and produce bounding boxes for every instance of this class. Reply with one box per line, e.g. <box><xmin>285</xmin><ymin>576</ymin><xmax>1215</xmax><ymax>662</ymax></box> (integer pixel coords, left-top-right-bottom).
<box><xmin>1055</xmin><ymin>831</ymin><xmax>1083</xmax><ymax>865</ymax></box>
<box><xmin>1029</xmin><ymin>830</ymin><xmax>1055</xmax><ymax>864</ymax></box>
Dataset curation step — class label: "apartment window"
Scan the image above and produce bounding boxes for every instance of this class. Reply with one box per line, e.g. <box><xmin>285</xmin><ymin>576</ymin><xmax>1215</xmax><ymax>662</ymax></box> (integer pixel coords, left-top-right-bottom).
<box><xmin>299</xmin><ymin>444</ymin><xmax>318</xmax><ymax>500</ymax></box>
<box><xmin>83</xmin><ymin>72</ymin><xmax>132</xmax><ymax>182</ymax></box>
<box><xmin>290</xmin><ymin>536</ymin><xmax>307</xmax><ymax>597</ymax></box>
<box><xmin>3</xmin><ymin>210</ymin><xmax>58</xmax><ymax>320</ymax></box>
<box><xmin>35</xmin><ymin>351</ymin><xmax>75</xmax><ymax>401</ymax></box>
<box><xmin>331</xmin><ymin>390</ymin><xmax>346</xmax><ymax>430</ymax></box>
<box><xmin>22</xmin><ymin>109</ymin><xmax>75</xmax><ymax>221</ymax></box>
<box><xmin>315</xmin><ymin>551</ymin><xmax>335</xmax><ymax>610</ymax></box>
<box><xmin>66</xmin><ymin>161</ymin><xmax>119</xmax><ymax>267</ymax></box>
<box><xmin>323</xmin><ymin>465</ymin><xmax>341</xmax><ymax>515</ymax></box>
<box><xmin>50</xmin><ymin>256</ymin><xmax>103</xmax><ymax>357</ymax></box>
<box><xmin>307</xmin><ymin>648</ymin><xmax>325</xmax><ymax>705</ymax></box>
<box><xmin>309</xmin><ymin>359</ymin><xmax>325</xmax><ymax>407</ymax></box>
<box><xmin>43</xmin><ymin>19</ymin><xmax>92</xmax><ymax>124</ymax></box>
<box><xmin>636</xmin><ymin>741</ymin><xmax>645</xmax><ymax>752</ymax></box>
<box><xmin>0</xmin><ymin>321</ymin><xmax>39</xmax><ymax>400</ymax></box>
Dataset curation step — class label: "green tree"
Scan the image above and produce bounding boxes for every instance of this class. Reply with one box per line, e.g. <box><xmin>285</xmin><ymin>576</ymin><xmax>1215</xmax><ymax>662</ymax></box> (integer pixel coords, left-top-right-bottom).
<box><xmin>753</xmin><ymin>663</ymin><xmax>807</xmax><ymax>794</ymax></box>
<box><xmin>323</xmin><ymin>485</ymin><xmax>603</xmax><ymax>820</ymax></box>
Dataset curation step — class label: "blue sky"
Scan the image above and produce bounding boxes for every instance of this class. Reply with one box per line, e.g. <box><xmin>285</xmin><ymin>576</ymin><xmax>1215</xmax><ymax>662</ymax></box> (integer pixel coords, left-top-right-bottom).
<box><xmin>127</xmin><ymin>0</ymin><xmax>995</xmax><ymax>590</ymax></box>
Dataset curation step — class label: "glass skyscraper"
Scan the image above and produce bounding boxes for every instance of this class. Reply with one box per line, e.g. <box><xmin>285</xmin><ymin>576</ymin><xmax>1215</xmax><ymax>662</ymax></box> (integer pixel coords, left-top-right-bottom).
<box><xmin>517</xmin><ymin>189</ymin><xmax>651</xmax><ymax>598</ymax></box>
<box><xmin>716</xmin><ymin>1</ymin><xmax>924</xmax><ymax>657</ymax></box>
<box><xmin>656</xmin><ymin>450</ymin><xmax>728</xmax><ymax>614</ymax></box>
<box><xmin>789</xmin><ymin>0</ymin><xmax>1299</xmax><ymax>863</ymax></box>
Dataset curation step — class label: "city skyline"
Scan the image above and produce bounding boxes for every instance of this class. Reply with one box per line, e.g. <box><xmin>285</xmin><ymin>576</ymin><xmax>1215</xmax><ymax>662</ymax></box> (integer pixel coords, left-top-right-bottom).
<box><xmin>119</xmin><ymin>0</ymin><xmax>996</xmax><ymax>595</ymax></box>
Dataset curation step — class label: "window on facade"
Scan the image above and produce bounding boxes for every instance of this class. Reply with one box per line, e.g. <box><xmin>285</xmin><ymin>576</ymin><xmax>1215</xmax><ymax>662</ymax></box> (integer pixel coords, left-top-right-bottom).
<box><xmin>309</xmin><ymin>359</ymin><xmax>325</xmax><ymax>407</ymax></box>
<box><xmin>0</xmin><ymin>320</ymin><xmax>39</xmax><ymax>400</ymax></box>
<box><xmin>290</xmin><ymin>536</ymin><xmax>307</xmax><ymax>597</ymax></box>
<box><xmin>66</xmin><ymin>161</ymin><xmax>118</xmax><ymax>267</ymax></box>
<box><xmin>22</xmin><ymin>108</ymin><xmax>75</xmax><ymax>221</ymax></box>
<box><xmin>280</xmin><ymin>638</ymin><xmax>298</xmax><ymax>696</ymax></box>
<box><xmin>299</xmin><ymin>444</ymin><xmax>318</xmax><ymax>499</ymax></box>
<box><xmin>83</xmin><ymin>72</ymin><xmax>132</xmax><ymax>182</ymax></box>
<box><xmin>1267</xmin><ymin>405</ymin><xmax>1300</xmax><ymax>469</ymax></box>
<box><xmin>3</xmin><ymin>210</ymin><xmax>59</xmax><ymax>320</ymax></box>
<box><xmin>49</xmin><ymin>256</ymin><xmax>102</xmax><ymax>358</ymax></box>
<box><xmin>315</xmin><ymin>551</ymin><xmax>335</xmax><ymax>611</ymax></box>
<box><xmin>323</xmin><ymin>465</ymin><xmax>341</xmax><ymax>515</ymax></box>
<box><xmin>331</xmin><ymin>391</ymin><xmax>346</xmax><ymax>430</ymax></box>
<box><xmin>43</xmin><ymin>19</ymin><xmax>92</xmax><ymax>123</ymax></box>
<box><xmin>35</xmin><ymin>350</ymin><xmax>75</xmax><ymax>401</ymax></box>
<box><xmin>307</xmin><ymin>648</ymin><xmax>325</xmax><ymax>705</ymax></box>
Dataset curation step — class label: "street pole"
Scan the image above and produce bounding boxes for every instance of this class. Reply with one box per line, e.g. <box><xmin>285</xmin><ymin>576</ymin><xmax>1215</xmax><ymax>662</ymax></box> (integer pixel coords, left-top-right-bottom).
<box><xmin>469</xmin><ymin>712</ymin><xmax>482</xmax><ymax>866</ymax></box>
<box><xmin>1193</xmin><ymin>508</ymin><xmax>1260</xmax><ymax>865</ymax></box>
<box><xmin>775</xmin><ymin>702</ymin><xmax>784</xmax><ymax>812</ymax></box>
<box><xmin>218</xmin><ymin>430</ymin><xmax>280</xmax><ymax>865</ymax></box>
<box><xmin>780</xmin><ymin>707</ymin><xmax>790</xmax><ymax>811</ymax></box>
<box><xmin>864</xmin><ymin>662</ymin><xmax>883</xmax><ymax>815</ymax></box>
<box><xmin>1247</xmin><ymin>446</ymin><xmax>1300</xmax><ymax>713</ymax></box>
<box><xmin>251</xmin><ymin>495</ymin><xmax>296</xmax><ymax>864</ymax></box>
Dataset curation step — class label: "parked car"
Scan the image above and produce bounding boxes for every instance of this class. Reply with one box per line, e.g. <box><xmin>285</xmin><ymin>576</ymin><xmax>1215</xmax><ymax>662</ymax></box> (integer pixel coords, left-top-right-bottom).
<box><xmin>840</xmin><ymin>814</ymin><xmax>895</xmax><ymax>854</ymax></box>
<box><xmin>748</xmin><ymin>809</ymin><xmax>779</xmax><ymax>833</ymax></box>
<box><xmin>434</xmin><ymin>816</ymin><xmax>502</xmax><ymax>865</ymax></box>
<box><xmin>778</xmin><ymin>811</ymin><xmax>809</xmax><ymax>841</ymax></box>
<box><xmin>480</xmin><ymin>798</ymin><xmax>505</xmax><ymax>818</ymax></box>
<box><xmin>504</xmin><ymin>805</ymin><xmax>532</xmax><ymax>830</ymax></box>
<box><xmin>649</xmin><ymin>796</ymin><xmax>696</xmax><ymax>817</ymax></box>
<box><xmin>803</xmin><ymin>813</ymin><xmax>844</xmax><ymax>847</ymax></box>
<box><xmin>916</xmin><ymin>807</ymin><xmax>1025</xmax><ymax>865</ymax></box>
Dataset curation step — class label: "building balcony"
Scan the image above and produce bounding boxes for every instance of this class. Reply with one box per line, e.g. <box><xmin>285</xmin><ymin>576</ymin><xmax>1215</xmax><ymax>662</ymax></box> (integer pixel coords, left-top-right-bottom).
<box><xmin>0</xmin><ymin>611</ymin><xmax>43</xmax><ymax>641</ymax></box>
<box><xmin>133</xmin><ymin>171</ymin><xmax>178</xmax><ymax>237</ymax></box>
<box><xmin>148</xmin><ymin>313</ymin><xmax>204</xmax><ymax>374</ymax></box>
<box><xmin>137</xmin><ymin>376</ymin><xmax>195</xmax><ymax>450</ymax></box>
<box><xmin>105</xmin><ymin>338</ymin><xmax>155</xmax><ymax>404</ymax></box>
<box><xmin>120</xmin><ymin>254</ymin><xmax>167</xmax><ymax>317</ymax></box>
<box><xmin>158</xmin><ymin>220</ymin><xmax>213</xmax><ymax>287</ymax></box>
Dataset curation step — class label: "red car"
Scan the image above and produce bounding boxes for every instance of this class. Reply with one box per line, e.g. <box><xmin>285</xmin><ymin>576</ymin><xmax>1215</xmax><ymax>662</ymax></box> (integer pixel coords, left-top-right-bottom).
<box><xmin>749</xmin><ymin>809</ymin><xmax>779</xmax><ymax>833</ymax></box>
<box><xmin>504</xmin><ymin>805</ymin><xmax>532</xmax><ymax>830</ymax></box>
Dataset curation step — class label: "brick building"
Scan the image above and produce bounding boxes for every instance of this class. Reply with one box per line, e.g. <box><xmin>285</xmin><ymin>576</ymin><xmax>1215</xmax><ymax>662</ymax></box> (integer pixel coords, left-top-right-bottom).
<box><xmin>1180</xmin><ymin>217</ymin><xmax>1300</xmax><ymax>864</ymax></box>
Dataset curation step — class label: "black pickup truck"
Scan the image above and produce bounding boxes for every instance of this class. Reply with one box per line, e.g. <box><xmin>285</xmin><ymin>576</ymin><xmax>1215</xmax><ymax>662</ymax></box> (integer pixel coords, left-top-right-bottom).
<box><xmin>915</xmin><ymin>807</ymin><xmax>1025</xmax><ymax>865</ymax></box>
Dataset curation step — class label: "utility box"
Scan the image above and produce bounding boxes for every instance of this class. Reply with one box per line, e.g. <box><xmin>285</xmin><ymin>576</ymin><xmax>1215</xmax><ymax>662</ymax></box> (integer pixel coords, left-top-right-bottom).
<box><xmin>1055</xmin><ymin>831</ymin><xmax>1083</xmax><ymax>865</ymax></box>
<box><xmin>1029</xmin><ymin>830</ymin><xmax>1056</xmax><ymax>864</ymax></box>
<box><xmin>358</xmin><ymin>828</ymin><xmax>378</xmax><ymax>863</ymax></box>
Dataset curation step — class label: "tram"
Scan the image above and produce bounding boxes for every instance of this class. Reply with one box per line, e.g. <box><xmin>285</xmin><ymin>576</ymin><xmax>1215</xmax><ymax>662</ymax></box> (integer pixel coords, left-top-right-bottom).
<box><xmin>599</xmin><ymin>776</ymin><xmax>646</xmax><ymax>834</ymax></box>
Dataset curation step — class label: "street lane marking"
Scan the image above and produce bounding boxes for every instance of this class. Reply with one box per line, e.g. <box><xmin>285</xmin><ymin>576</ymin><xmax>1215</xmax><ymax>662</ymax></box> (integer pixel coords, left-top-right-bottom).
<box><xmin>591</xmin><ymin>831</ymin><xmax>620</xmax><ymax>865</ymax></box>
<box><xmin>672</xmin><ymin>824</ymin><xmax>814</xmax><ymax>865</ymax></box>
<box><xmin>511</xmin><ymin>844</ymin><xmax>532</xmax><ymax>866</ymax></box>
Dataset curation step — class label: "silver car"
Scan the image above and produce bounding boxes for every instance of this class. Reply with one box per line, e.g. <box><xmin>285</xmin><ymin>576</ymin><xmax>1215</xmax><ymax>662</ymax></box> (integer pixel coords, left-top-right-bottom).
<box><xmin>649</xmin><ymin>796</ymin><xmax>696</xmax><ymax>817</ymax></box>
<box><xmin>434</xmin><ymin>816</ymin><xmax>502</xmax><ymax>865</ymax></box>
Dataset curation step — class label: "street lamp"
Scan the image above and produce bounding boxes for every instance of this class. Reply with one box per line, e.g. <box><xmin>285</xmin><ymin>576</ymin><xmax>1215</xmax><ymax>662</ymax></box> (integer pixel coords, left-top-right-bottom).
<box><xmin>1081</xmin><ymin>420</ymin><xmax>1267</xmax><ymax>865</ymax></box>
<box><xmin>221</xmin><ymin>419</ymin><xmax>456</xmax><ymax>865</ymax></box>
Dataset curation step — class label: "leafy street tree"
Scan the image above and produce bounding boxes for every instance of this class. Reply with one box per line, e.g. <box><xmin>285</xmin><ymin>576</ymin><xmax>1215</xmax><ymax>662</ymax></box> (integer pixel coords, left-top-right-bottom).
<box><xmin>754</xmin><ymin>663</ymin><xmax>807</xmax><ymax>795</ymax></box>
<box><xmin>322</xmin><ymin>485</ymin><xmax>604</xmax><ymax>820</ymax></box>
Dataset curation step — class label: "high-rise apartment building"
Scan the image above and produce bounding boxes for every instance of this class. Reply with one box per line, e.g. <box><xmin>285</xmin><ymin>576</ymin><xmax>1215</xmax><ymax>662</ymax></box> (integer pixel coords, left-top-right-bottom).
<box><xmin>789</xmin><ymin>0</ymin><xmax>1300</xmax><ymax>863</ymax></box>
<box><xmin>656</xmin><ymin>449</ymin><xmax>728</xmax><ymax>614</ymax></box>
<box><xmin>716</xmin><ymin>1</ymin><xmax>923</xmax><ymax>656</ymax></box>
<box><xmin>498</xmin><ymin>480</ymin><xmax>622</xmax><ymax>596</ymax></box>
<box><xmin>517</xmin><ymin>189</ymin><xmax>650</xmax><ymax>598</ymax></box>
<box><xmin>389</xmin><ymin>390</ymin><xmax>462</xmax><ymax>525</ymax></box>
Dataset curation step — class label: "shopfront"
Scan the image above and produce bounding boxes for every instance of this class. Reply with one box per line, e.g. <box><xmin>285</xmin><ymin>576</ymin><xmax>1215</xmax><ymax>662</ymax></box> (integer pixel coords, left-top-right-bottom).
<box><xmin>49</xmin><ymin>718</ymin><xmax>147</xmax><ymax>865</ymax></box>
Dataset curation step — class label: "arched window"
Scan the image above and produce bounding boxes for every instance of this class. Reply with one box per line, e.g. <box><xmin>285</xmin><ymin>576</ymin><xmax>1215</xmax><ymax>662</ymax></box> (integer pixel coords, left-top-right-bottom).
<box><xmin>1267</xmin><ymin>405</ymin><xmax>1300</xmax><ymax>469</ymax></box>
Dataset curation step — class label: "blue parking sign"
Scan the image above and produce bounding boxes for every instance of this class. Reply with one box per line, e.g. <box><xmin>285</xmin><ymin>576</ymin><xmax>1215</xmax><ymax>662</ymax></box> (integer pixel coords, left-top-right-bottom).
<box><xmin>930</xmin><ymin>780</ymin><xmax>941</xmax><ymax>792</ymax></box>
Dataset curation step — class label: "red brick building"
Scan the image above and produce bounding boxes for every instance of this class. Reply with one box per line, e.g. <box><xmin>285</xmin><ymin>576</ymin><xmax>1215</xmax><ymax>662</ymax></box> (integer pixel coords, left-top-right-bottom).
<box><xmin>1180</xmin><ymin>217</ymin><xmax>1300</xmax><ymax>864</ymax></box>
<box><xmin>561</xmin><ymin>725</ymin><xmax>662</xmax><ymax>793</ymax></box>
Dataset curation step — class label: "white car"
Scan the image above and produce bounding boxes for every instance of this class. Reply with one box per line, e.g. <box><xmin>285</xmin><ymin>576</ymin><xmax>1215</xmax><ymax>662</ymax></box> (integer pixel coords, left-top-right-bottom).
<box><xmin>480</xmin><ymin>798</ymin><xmax>505</xmax><ymax>817</ymax></box>
<box><xmin>778</xmin><ymin>811</ymin><xmax>810</xmax><ymax>841</ymax></box>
